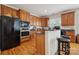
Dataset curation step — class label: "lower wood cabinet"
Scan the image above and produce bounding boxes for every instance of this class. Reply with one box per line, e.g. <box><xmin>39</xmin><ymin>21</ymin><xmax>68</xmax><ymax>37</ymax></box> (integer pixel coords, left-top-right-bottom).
<box><xmin>66</xmin><ymin>31</ymin><xmax>75</xmax><ymax>43</ymax></box>
<box><xmin>36</xmin><ymin>32</ymin><xmax>45</xmax><ymax>55</ymax></box>
<box><xmin>30</xmin><ymin>31</ymin><xmax>36</xmax><ymax>48</ymax></box>
<box><xmin>76</xmin><ymin>35</ymin><xmax>79</xmax><ymax>43</ymax></box>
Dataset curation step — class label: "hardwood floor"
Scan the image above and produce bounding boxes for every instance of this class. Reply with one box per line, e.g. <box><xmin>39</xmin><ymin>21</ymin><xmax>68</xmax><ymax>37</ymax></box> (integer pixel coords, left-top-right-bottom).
<box><xmin>60</xmin><ymin>43</ymin><xmax>79</xmax><ymax>55</ymax></box>
<box><xmin>70</xmin><ymin>43</ymin><xmax>79</xmax><ymax>55</ymax></box>
<box><xmin>0</xmin><ymin>42</ymin><xmax>79</xmax><ymax>55</ymax></box>
<box><xmin>1</xmin><ymin>41</ymin><xmax>37</xmax><ymax>55</ymax></box>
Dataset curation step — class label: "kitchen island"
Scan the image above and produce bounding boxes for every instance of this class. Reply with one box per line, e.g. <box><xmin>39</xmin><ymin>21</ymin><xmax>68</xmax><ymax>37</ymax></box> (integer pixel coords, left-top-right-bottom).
<box><xmin>45</xmin><ymin>30</ymin><xmax>60</xmax><ymax>55</ymax></box>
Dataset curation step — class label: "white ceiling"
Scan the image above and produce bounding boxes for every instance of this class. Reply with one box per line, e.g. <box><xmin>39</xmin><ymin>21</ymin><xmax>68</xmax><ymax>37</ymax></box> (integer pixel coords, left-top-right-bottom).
<box><xmin>8</xmin><ymin>4</ymin><xmax>79</xmax><ymax>17</ymax></box>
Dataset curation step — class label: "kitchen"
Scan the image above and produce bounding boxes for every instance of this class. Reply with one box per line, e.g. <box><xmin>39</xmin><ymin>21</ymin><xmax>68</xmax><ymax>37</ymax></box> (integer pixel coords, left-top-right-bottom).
<box><xmin>0</xmin><ymin>4</ymin><xmax>79</xmax><ymax>55</ymax></box>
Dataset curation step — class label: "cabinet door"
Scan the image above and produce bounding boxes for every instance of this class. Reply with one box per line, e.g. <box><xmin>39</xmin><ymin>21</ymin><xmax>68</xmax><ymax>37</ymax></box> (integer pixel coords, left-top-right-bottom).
<box><xmin>61</xmin><ymin>14</ymin><xmax>68</xmax><ymax>26</ymax></box>
<box><xmin>12</xmin><ymin>8</ymin><xmax>18</xmax><ymax>18</ymax></box>
<box><xmin>36</xmin><ymin>34</ymin><xmax>45</xmax><ymax>55</ymax></box>
<box><xmin>26</xmin><ymin>12</ymin><xmax>30</xmax><ymax>22</ymax></box>
<box><xmin>0</xmin><ymin>5</ymin><xmax>1</xmax><ymax>15</ymax></box>
<box><xmin>45</xmin><ymin>18</ymin><xmax>49</xmax><ymax>27</ymax></box>
<box><xmin>41</xmin><ymin>18</ymin><xmax>48</xmax><ymax>27</ymax></box>
<box><xmin>30</xmin><ymin>15</ymin><xmax>34</xmax><ymax>25</ymax></box>
<box><xmin>41</xmin><ymin>18</ymin><xmax>45</xmax><ymax>27</ymax></box>
<box><xmin>18</xmin><ymin>9</ymin><xmax>27</xmax><ymax>21</ymax></box>
<box><xmin>1</xmin><ymin>5</ymin><xmax>12</xmax><ymax>17</ymax></box>
<box><xmin>37</xmin><ymin>18</ymin><xmax>41</xmax><ymax>27</ymax></box>
<box><xmin>67</xmin><ymin>12</ymin><xmax>74</xmax><ymax>26</ymax></box>
<box><xmin>77</xmin><ymin>35</ymin><xmax>79</xmax><ymax>43</ymax></box>
<box><xmin>33</xmin><ymin>16</ymin><xmax>37</xmax><ymax>26</ymax></box>
<box><xmin>30</xmin><ymin>15</ymin><xmax>38</xmax><ymax>26</ymax></box>
<box><xmin>66</xmin><ymin>31</ymin><xmax>75</xmax><ymax>43</ymax></box>
<box><xmin>30</xmin><ymin>31</ymin><xmax>36</xmax><ymax>48</ymax></box>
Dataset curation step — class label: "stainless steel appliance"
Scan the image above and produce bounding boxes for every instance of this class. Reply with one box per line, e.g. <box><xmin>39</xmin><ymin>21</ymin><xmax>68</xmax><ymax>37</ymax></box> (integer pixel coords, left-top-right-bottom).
<box><xmin>20</xmin><ymin>21</ymin><xmax>30</xmax><ymax>38</ymax></box>
<box><xmin>0</xmin><ymin>15</ymin><xmax>20</xmax><ymax>51</ymax></box>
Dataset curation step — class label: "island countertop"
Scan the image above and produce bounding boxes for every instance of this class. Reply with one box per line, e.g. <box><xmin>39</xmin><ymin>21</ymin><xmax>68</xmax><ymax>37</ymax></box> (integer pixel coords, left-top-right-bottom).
<box><xmin>45</xmin><ymin>30</ymin><xmax>60</xmax><ymax>55</ymax></box>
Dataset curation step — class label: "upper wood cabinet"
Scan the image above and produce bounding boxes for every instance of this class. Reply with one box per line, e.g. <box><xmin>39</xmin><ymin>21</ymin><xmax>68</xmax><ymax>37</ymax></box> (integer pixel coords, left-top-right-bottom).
<box><xmin>61</xmin><ymin>12</ymin><xmax>74</xmax><ymax>26</ymax></box>
<box><xmin>30</xmin><ymin>15</ymin><xmax>34</xmax><ymax>25</ymax></box>
<box><xmin>0</xmin><ymin>5</ymin><xmax>18</xmax><ymax>18</ymax></box>
<box><xmin>30</xmin><ymin>15</ymin><xmax>49</xmax><ymax>27</ymax></box>
<box><xmin>33</xmin><ymin>16</ymin><xmax>37</xmax><ymax>26</ymax></box>
<box><xmin>11</xmin><ymin>8</ymin><xmax>18</xmax><ymax>18</ymax></box>
<box><xmin>26</xmin><ymin>11</ymin><xmax>30</xmax><ymax>22</ymax></box>
<box><xmin>18</xmin><ymin>9</ymin><xmax>30</xmax><ymax>21</ymax></box>
<box><xmin>67</xmin><ymin>12</ymin><xmax>74</xmax><ymax>26</ymax></box>
<box><xmin>37</xmin><ymin>18</ymin><xmax>41</xmax><ymax>27</ymax></box>
<box><xmin>45</xmin><ymin>18</ymin><xmax>49</xmax><ymax>27</ymax></box>
<box><xmin>1</xmin><ymin>5</ymin><xmax>12</xmax><ymax>17</ymax></box>
<box><xmin>61</xmin><ymin>13</ymin><xmax>68</xmax><ymax>26</ymax></box>
<box><xmin>18</xmin><ymin>9</ymin><xmax>27</xmax><ymax>21</ymax></box>
<box><xmin>0</xmin><ymin>5</ymin><xmax>1</xmax><ymax>15</ymax></box>
<box><xmin>30</xmin><ymin>15</ymin><xmax>40</xmax><ymax>27</ymax></box>
<box><xmin>41</xmin><ymin>18</ymin><xmax>49</xmax><ymax>27</ymax></box>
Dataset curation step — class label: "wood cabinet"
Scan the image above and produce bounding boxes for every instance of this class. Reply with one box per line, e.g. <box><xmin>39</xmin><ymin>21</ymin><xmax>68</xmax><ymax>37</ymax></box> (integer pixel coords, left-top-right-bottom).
<box><xmin>61</xmin><ymin>13</ymin><xmax>68</xmax><ymax>26</ymax></box>
<box><xmin>37</xmin><ymin>18</ymin><xmax>41</xmax><ymax>27</ymax></box>
<box><xmin>76</xmin><ymin>35</ymin><xmax>79</xmax><ymax>43</ymax></box>
<box><xmin>30</xmin><ymin>15</ymin><xmax>35</xmax><ymax>25</ymax></box>
<box><xmin>36</xmin><ymin>33</ymin><xmax>45</xmax><ymax>55</ymax></box>
<box><xmin>33</xmin><ymin>16</ymin><xmax>37</xmax><ymax>26</ymax></box>
<box><xmin>67</xmin><ymin>12</ymin><xmax>74</xmax><ymax>26</ymax></box>
<box><xmin>61</xmin><ymin>12</ymin><xmax>74</xmax><ymax>26</ymax></box>
<box><xmin>30</xmin><ymin>31</ymin><xmax>36</xmax><ymax>48</ymax></box>
<box><xmin>45</xmin><ymin>18</ymin><xmax>49</xmax><ymax>27</ymax></box>
<box><xmin>18</xmin><ymin>9</ymin><xmax>30</xmax><ymax>21</ymax></box>
<box><xmin>11</xmin><ymin>8</ymin><xmax>18</xmax><ymax>18</ymax></box>
<box><xmin>0</xmin><ymin>5</ymin><xmax>1</xmax><ymax>15</ymax></box>
<box><xmin>1</xmin><ymin>5</ymin><xmax>12</xmax><ymax>17</ymax></box>
<box><xmin>18</xmin><ymin>9</ymin><xmax>27</xmax><ymax>21</ymax></box>
<box><xmin>0</xmin><ymin>5</ymin><xmax>18</xmax><ymax>18</ymax></box>
<box><xmin>66</xmin><ymin>31</ymin><xmax>75</xmax><ymax>43</ymax></box>
<box><xmin>26</xmin><ymin>12</ymin><xmax>30</xmax><ymax>22</ymax></box>
<box><xmin>30</xmin><ymin>15</ymin><xmax>49</xmax><ymax>27</ymax></box>
<box><xmin>41</xmin><ymin>18</ymin><xmax>49</xmax><ymax>27</ymax></box>
<box><xmin>30</xmin><ymin>15</ymin><xmax>40</xmax><ymax>27</ymax></box>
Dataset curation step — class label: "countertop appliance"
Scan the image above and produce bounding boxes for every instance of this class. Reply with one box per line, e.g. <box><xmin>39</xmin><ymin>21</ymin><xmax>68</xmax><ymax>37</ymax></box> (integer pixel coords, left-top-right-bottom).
<box><xmin>0</xmin><ymin>15</ymin><xmax>20</xmax><ymax>51</ymax></box>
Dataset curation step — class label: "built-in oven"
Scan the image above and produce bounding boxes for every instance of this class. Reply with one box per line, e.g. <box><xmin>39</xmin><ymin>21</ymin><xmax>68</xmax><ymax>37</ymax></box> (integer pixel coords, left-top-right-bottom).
<box><xmin>21</xmin><ymin>31</ymin><xmax>29</xmax><ymax>36</ymax></box>
<box><xmin>20</xmin><ymin>21</ymin><xmax>30</xmax><ymax>38</ymax></box>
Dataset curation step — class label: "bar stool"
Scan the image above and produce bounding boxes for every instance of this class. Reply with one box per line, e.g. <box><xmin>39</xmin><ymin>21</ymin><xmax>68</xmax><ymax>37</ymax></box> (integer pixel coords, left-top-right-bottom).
<box><xmin>57</xmin><ymin>37</ymin><xmax>70</xmax><ymax>55</ymax></box>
